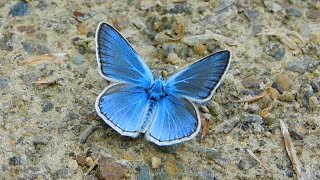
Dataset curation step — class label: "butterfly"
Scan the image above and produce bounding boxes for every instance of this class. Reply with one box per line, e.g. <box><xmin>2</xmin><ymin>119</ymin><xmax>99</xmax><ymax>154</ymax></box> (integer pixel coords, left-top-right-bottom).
<box><xmin>95</xmin><ymin>22</ymin><xmax>231</xmax><ymax>146</ymax></box>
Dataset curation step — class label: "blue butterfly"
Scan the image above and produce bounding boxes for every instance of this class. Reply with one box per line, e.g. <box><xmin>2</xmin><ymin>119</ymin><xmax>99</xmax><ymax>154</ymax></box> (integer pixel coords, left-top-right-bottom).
<box><xmin>95</xmin><ymin>22</ymin><xmax>231</xmax><ymax>146</ymax></box>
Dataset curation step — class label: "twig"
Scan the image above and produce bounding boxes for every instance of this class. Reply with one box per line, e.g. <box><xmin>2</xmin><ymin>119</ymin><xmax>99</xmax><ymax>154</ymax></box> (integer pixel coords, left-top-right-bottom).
<box><xmin>280</xmin><ymin>120</ymin><xmax>301</xmax><ymax>179</ymax></box>
<box><xmin>234</xmin><ymin>94</ymin><xmax>266</xmax><ymax>103</ymax></box>
<box><xmin>78</xmin><ymin>124</ymin><xmax>98</xmax><ymax>144</ymax></box>
<box><xmin>85</xmin><ymin>156</ymin><xmax>101</xmax><ymax>175</ymax></box>
<box><xmin>245</xmin><ymin>148</ymin><xmax>269</xmax><ymax>171</ymax></box>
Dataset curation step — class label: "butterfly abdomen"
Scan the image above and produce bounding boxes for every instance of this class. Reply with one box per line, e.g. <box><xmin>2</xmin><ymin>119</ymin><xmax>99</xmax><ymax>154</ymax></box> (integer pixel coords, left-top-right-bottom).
<box><xmin>139</xmin><ymin>100</ymin><xmax>157</xmax><ymax>133</ymax></box>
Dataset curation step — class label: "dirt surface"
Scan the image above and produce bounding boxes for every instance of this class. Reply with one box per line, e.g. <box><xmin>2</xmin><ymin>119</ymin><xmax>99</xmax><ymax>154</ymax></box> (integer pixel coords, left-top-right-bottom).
<box><xmin>0</xmin><ymin>0</ymin><xmax>319</xmax><ymax>179</ymax></box>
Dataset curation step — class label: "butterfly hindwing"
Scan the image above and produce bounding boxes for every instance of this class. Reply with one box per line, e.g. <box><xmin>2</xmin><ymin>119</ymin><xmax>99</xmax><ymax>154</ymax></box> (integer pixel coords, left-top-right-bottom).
<box><xmin>165</xmin><ymin>50</ymin><xmax>231</xmax><ymax>103</ymax></box>
<box><xmin>145</xmin><ymin>95</ymin><xmax>201</xmax><ymax>146</ymax></box>
<box><xmin>95</xmin><ymin>83</ymin><xmax>149</xmax><ymax>137</ymax></box>
<box><xmin>96</xmin><ymin>22</ymin><xmax>153</xmax><ymax>88</ymax></box>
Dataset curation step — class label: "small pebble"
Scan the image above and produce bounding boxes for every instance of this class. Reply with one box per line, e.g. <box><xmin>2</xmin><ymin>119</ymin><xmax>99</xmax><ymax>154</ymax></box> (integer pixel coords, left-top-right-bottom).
<box><xmin>285</xmin><ymin>7</ymin><xmax>302</xmax><ymax>17</ymax></box>
<box><xmin>306</xmin><ymin>10</ymin><xmax>320</xmax><ymax>20</ymax></box>
<box><xmin>71</xmin><ymin>55</ymin><xmax>85</xmax><ymax>66</ymax></box>
<box><xmin>289</xmin><ymin>123</ymin><xmax>307</xmax><ymax>140</ymax></box>
<box><xmin>151</xmin><ymin>157</ymin><xmax>161</xmax><ymax>169</ymax></box>
<box><xmin>53</xmin><ymin>168</ymin><xmax>71</xmax><ymax>179</ymax></box>
<box><xmin>238</xmin><ymin>159</ymin><xmax>252</xmax><ymax>170</ymax></box>
<box><xmin>0</xmin><ymin>79</ymin><xmax>9</xmax><ymax>89</ymax></box>
<box><xmin>265</xmin><ymin>43</ymin><xmax>286</xmax><ymax>61</ymax></box>
<box><xmin>41</xmin><ymin>100</ymin><xmax>54</xmax><ymax>112</ymax></box>
<box><xmin>194</xmin><ymin>44</ymin><xmax>206</xmax><ymax>55</ymax></box>
<box><xmin>286</xmin><ymin>56</ymin><xmax>319</xmax><ymax>74</ymax></box>
<box><xmin>97</xmin><ymin>157</ymin><xmax>126</xmax><ymax>180</ymax></box>
<box><xmin>276</xmin><ymin>74</ymin><xmax>292</xmax><ymax>91</ymax></box>
<box><xmin>166</xmin><ymin>53</ymin><xmax>178</xmax><ymax>65</ymax></box>
<box><xmin>85</xmin><ymin>157</ymin><xmax>94</xmax><ymax>167</ymax></box>
<box><xmin>138</xmin><ymin>164</ymin><xmax>152</xmax><ymax>180</ymax></box>
<box><xmin>243</xmin><ymin>114</ymin><xmax>263</xmax><ymax>124</ymax></box>
<box><xmin>242</xmin><ymin>75</ymin><xmax>260</xmax><ymax>88</ymax></box>
<box><xmin>244</xmin><ymin>9</ymin><xmax>259</xmax><ymax>21</ymax></box>
<box><xmin>9</xmin><ymin>1</ymin><xmax>29</xmax><ymax>17</ymax></box>
<box><xmin>309</xmin><ymin>96</ymin><xmax>319</xmax><ymax>110</ymax></box>
<box><xmin>206</xmin><ymin>149</ymin><xmax>229</xmax><ymax>168</ymax></box>
<box><xmin>21</xmin><ymin>41</ymin><xmax>33</xmax><ymax>54</ymax></box>
<box><xmin>75</xmin><ymin>153</ymin><xmax>86</xmax><ymax>167</ymax></box>
<box><xmin>208</xmin><ymin>101</ymin><xmax>220</xmax><ymax>116</ymax></box>
<box><xmin>310</xmin><ymin>81</ymin><xmax>320</xmax><ymax>93</ymax></box>
<box><xmin>9</xmin><ymin>156</ymin><xmax>20</xmax><ymax>166</ymax></box>
<box><xmin>67</xmin><ymin>160</ymin><xmax>78</xmax><ymax>171</ymax></box>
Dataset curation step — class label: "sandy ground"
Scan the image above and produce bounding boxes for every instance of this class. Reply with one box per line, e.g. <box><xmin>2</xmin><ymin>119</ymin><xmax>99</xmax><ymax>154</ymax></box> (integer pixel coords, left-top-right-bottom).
<box><xmin>0</xmin><ymin>0</ymin><xmax>319</xmax><ymax>179</ymax></box>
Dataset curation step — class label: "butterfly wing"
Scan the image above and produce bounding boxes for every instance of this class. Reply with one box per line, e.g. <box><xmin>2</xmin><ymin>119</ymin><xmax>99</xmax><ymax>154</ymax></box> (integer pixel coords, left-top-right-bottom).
<box><xmin>95</xmin><ymin>83</ymin><xmax>149</xmax><ymax>137</ymax></box>
<box><xmin>145</xmin><ymin>95</ymin><xmax>200</xmax><ymax>146</ymax></box>
<box><xmin>96</xmin><ymin>22</ymin><xmax>153</xmax><ymax>88</ymax></box>
<box><xmin>165</xmin><ymin>50</ymin><xmax>231</xmax><ymax>103</ymax></box>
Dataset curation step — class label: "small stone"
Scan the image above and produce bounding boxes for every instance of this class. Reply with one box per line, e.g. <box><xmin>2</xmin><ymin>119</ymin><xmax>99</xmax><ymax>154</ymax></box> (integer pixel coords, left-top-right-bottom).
<box><xmin>278</xmin><ymin>92</ymin><xmax>295</xmax><ymax>102</ymax></box>
<box><xmin>265</xmin><ymin>43</ymin><xmax>286</xmax><ymax>61</ymax></box>
<box><xmin>167</xmin><ymin>2</ymin><xmax>192</xmax><ymax>14</ymax></box>
<box><xmin>252</xmin><ymin>24</ymin><xmax>262</xmax><ymax>36</ymax></box>
<box><xmin>0</xmin><ymin>79</ymin><xmax>9</xmax><ymax>89</ymax></box>
<box><xmin>200</xmin><ymin>106</ymin><xmax>210</xmax><ymax>113</ymax></box>
<box><xmin>289</xmin><ymin>123</ymin><xmax>307</xmax><ymax>140</ymax></box>
<box><xmin>9</xmin><ymin>1</ymin><xmax>29</xmax><ymax>17</ymax></box>
<box><xmin>311</xmin><ymin>81</ymin><xmax>320</xmax><ymax>93</ymax></box>
<box><xmin>97</xmin><ymin>157</ymin><xmax>126</xmax><ymax>180</ymax></box>
<box><xmin>242</xmin><ymin>75</ymin><xmax>260</xmax><ymax>88</ymax></box>
<box><xmin>9</xmin><ymin>156</ymin><xmax>20</xmax><ymax>166</ymax></box>
<box><xmin>194</xmin><ymin>44</ymin><xmax>206</xmax><ymax>55</ymax></box>
<box><xmin>166</xmin><ymin>53</ymin><xmax>178</xmax><ymax>65</ymax></box>
<box><xmin>244</xmin><ymin>9</ymin><xmax>259</xmax><ymax>21</ymax></box>
<box><xmin>238</xmin><ymin>158</ymin><xmax>258</xmax><ymax>170</ymax></box>
<box><xmin>306</xmin><ymin>10</ymin><xmax>320</xmax><ymax>20</ymax></box>
<box><xmin>137</xmin><ymin>164</ymin><xmax>152</xmax><ymax>180</ymax></box>
<box><xmin>206</xmin><ymin>149</ymin><xmax>229</xmax><ymax>168</ymax></box>
<box><xmin>276</xmin><ymin>74</ymin><xmax>292</xmax><ymax>91</ymax></box>
<box><xmin>85</xmin><ymin>157</ymin><xmax>94</xmax><ymax>166</ymax></box>
<box><xmin>286</xmin><ymin>170</ymin><xmax>294</xmax><ymax>177</ymax></box>
<box><xmin>75</xmin><ymin>153</ymin><xmax>86</xmax><ymax>167</ymax></box>
<box><xmin>208</xmin><ymin>101</ymin><xmax>220</xmax><ymax>116</ymax></box>
<box><xmin>77</xmin><ymin>23</ymin><xmax>89</xmax><ymax>35</ymax></box>
<box><xmin>37</xmin><ymin>0</ymin><xmax>47</xmax><ymax>10</ymax></box>
<box><xmin>33</xmin><ymin>135</ymin><xmax>51</xmax><ymax>145</ymax></box>
<box><xmin>21</xmin><ymin>41</ymin><xmax>33</xmax><ymax>54</ymax></box>
<box><xmin>247</xmin><ymin>103</ymin><xmax>260</xmax><ymax>113</ymax></box>
<box><xmin>272</xmin><ymin>82</ymin><xmax>283</xmax><ymax>94</ymax></box>
<box><xmin>53</xmin><ymin>168</ymin><xmax>71</xmax><ymax>179</ymax></box>
<box><xmin>67</xmin><ymin>160</ymin><xmax>78</xmax><ymax>171</ymax></box>
<box><xmin>67</xmin><ymin>112</ymin><xmax>79</xmax><ymax>119</ymax></box>
<box><xmin>309</xmin><ymin>96</ymin><xmax>319</xmax><ymax>110</ymax></box>
<box><xmin>285</xmin><ymin>7</ymin><xmax>302</xmax><ymax>17</ymax></box>
<box><xmin>151</xmin><ymin>157</ymin><xmax>161</xmax><ymax>169</ymax></box>
<box><xmin>286</xmin><ymin>56</ymin><xmax>319</xmax><ymax>74</ymax></box>
<box><xmin>264</xmin><ymin>1</ymin><xmax>282</xmax><ymax>13</ymax></box>
<box><xmin>41</xmin><ymin>100</ymin><xmax>54</xmax><ymax>112</ymax></box>
<box><xmin>243</xmin><ymin>114</ymin><xmax>263</xmax><ymax>124</ymax></box>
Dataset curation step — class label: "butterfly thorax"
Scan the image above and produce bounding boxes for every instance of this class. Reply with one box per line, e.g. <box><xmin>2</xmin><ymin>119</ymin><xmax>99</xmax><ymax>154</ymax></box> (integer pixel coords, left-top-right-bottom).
<box><xmin>148</xmin><ymin>77</ymin><xmax>166</xmax><ymax>101</ymax></box>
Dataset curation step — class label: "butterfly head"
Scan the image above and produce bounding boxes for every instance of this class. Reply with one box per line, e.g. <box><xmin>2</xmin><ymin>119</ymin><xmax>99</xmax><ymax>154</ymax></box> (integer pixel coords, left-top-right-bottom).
<box><xmin>148</xmin><ymin>76</ymin><xmax>166</xmax><ymax>101</ymax></box>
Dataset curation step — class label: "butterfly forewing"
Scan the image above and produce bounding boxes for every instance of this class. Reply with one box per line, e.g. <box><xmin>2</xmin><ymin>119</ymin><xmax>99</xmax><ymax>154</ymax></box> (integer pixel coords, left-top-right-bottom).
<box><xmin>96</xmin><ymin>22</ymin><xmax>153</xmax><ymax>88</ymax></box>
<box><xmin>165</xmin><ymin>50</ymin><xmax>231</xmax><ymax>103</ymax></box>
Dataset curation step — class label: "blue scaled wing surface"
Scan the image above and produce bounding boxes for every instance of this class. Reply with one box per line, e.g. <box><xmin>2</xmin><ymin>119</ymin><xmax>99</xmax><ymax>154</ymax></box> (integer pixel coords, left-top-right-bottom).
<box><xmin>165</xmin><ymin>50</ymin><xmax>231</xmax><ymax>103</ymax></box>
<box><xmin>96</xmin><ymin>22</ymin><xmax>153</xmax><ymax>88</ymax></box>
<box><xmin>145</xmin><ymin>96</ymin><xmax>201</xmax><ymax>146</ymax></box>
<box><xmin>95</xmin><ymin>83</ymin><xmax>149</xmax><ymax>137</ymax></box>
